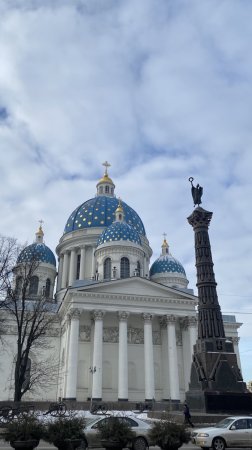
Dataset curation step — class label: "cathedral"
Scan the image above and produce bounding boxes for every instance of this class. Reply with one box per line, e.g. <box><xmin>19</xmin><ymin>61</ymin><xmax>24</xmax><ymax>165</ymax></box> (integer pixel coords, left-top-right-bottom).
<box><xmin>0</xmin><ymin>164</ymin><xmax>242</xmax><ymax>403</ymax></box>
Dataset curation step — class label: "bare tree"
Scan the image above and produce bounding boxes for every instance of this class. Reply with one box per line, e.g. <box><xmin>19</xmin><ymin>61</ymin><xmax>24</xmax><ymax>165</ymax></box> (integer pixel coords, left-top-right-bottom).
<box><xmin>0</xmin><ymin>235</ymin><xmax>59</xmax><ymax>401</ymax></box>
<box><xmin>0</xmin><ymin>235</ymin><xmax>21</xmax><ymax>339</ymax></box>
<box><xmin>0</xmin><ymin>235</ymin><xmax>20</xmax><ymax>302</ymax></box>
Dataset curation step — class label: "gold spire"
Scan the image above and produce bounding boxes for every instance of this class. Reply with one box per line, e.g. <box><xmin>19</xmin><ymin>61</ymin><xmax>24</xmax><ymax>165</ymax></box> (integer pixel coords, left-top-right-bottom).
<box><xmin>35</xmin><ymin>220</ymin><xmax>44</xmax><ymax>243</ymax></box>
<box><xmin>115</xmin><ymin>198</ymin><xmax>124</xmax><ymax>221</ymax></box>
<box><xmin>161</xmin><ymin>233</ymin><xmax>169</xmax><ymax>255</ymax></box>
<box><xmin>96</xmin><ymin>161</ymin><xmax>115</xmax><ymax>197</ymax></box>
<box><xmin>116</xmin><ymin>198</ymin><xmax>123</xmax><ymax>213</ymax></box>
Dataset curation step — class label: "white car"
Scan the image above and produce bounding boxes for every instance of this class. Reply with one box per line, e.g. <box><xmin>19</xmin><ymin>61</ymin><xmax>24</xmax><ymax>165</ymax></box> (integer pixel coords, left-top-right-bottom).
<box><xmin>81</xmin><ymin>415</ymin><xmax>153</xmax><ymax>450</ymax></box>
<box><xmin>191</xmin><ymin>416</ymin><xmax>252</xmax><ymax>450</ymax></box>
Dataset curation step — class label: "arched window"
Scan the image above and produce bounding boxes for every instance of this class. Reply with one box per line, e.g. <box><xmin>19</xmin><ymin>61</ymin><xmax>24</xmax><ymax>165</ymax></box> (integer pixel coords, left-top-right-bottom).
<box><xmin>104</xmin><ymin>258</ymin><xmax>111</xmax><ymax>280</ymax></box>
<box><xmin>15</xmin><ymin>276</ymin><xmax>23</xmax><ymax>297</ymax></box>
<box><xmin>29</xmin><ymin>276</ymin><xmax>39</xmax><ymax>295</ymax></box>
<box><xmin>76</xmin><ymin>254</ymin><xmax>81</xmax><ymax>280</ymax></box>
<box><xmin>136</xmin><ymin>261</ymin><xmax>141</xmax><ymax>276</ymax></box>
<box><xmin>120</xmin><ymin>257</ymin><xmax>130</xmax><ymax>278</ymax></box>
<box><xmin>45</xmin><ymin>278</ymin><xmax>51</xmax><ymax>298</ymax></box>
<box><xmin>105</xmin><ymin>185</ymin><xmax>109</xmax><ymax>193</ymax></box>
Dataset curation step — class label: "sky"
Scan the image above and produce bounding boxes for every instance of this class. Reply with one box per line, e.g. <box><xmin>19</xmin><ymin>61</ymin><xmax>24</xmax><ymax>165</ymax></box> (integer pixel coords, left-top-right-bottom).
<box><xmin>1</xmin><ymin>0</ymin><xmax>252</xmax><ymax>382</ymax></box>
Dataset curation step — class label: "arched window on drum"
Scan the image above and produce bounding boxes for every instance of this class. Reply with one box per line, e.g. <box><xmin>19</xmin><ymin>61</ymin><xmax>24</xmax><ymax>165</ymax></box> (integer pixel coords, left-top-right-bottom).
<box><xmin>45</xmin><ymin>278</ymin><xmax>51</xmax><ymax>298</ymax></box>
<box><xmin>104</xmin><ymin>258</ymin><xmax>111</xmax><ymax>280</ymax></box>
<box><xmin>29</xmin><ymin>276</ymin><xmax>39</xmax><ymax>296</ymax></box>
<box><xmin>120</xmin><ymin>257</ymin><xmax>130</xmax><ymax>279</ymax></box>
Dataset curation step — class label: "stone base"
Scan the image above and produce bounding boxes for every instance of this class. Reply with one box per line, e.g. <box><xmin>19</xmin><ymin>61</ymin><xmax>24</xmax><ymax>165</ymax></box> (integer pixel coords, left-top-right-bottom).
<box><xmin>186</xmin><ymin>390</ymin><xmax>252</xmax><ymax>413</ymax></box>
<box><xmin>118</xmin><ymin>398</ymin><xmax>128</xmax><ymax>402</ymax></box>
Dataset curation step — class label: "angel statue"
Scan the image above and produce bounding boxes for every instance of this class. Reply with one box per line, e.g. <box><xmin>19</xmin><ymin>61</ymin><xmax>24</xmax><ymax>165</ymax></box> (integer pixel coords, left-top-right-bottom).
<box><xmin>189</xmin><ymin>177</ymin><xmax>203</xmax><ymax>207</ymax></box>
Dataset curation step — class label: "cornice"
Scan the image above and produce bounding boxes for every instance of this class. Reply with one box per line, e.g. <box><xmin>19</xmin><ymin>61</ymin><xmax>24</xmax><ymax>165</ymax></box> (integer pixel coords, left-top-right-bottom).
<box><xmin>70</xmin><ymin>290</ymin><xmax>197</xmax><ymax>306</ymax></box>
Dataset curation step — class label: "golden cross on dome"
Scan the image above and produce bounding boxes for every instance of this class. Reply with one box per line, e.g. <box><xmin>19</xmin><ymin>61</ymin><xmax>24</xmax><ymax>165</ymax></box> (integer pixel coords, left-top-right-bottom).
<box><xmin>38</xmin><ymin>219</ymin><xmax>44</xmax><ymax>231</ymax></box>
<box><xmin>102</xmin><ymin>161</ymin><xmax>111</xmax><ymax>175</ymax></box>
<box><xmin>163</xmin><ymin>232</ymin><xmax>167</xmax><ymax>241</ymax></box>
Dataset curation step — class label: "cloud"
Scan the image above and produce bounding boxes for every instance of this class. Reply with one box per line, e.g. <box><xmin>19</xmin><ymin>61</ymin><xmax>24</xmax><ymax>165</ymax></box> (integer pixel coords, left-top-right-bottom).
<box><xmin>0</xmin><ymin>0</ymin><xmax>252</xmax><ymax>380</ymax></box>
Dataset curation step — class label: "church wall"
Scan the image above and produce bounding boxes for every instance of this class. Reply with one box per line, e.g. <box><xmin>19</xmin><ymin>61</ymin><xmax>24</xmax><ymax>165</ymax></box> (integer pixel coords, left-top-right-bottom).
<box><xmin>0</xmin><ymin>334</ymin><xmax>16</xmax><ymax>400</ymax></box>
<box><xmin>128</xmin><ymin>343</ymin><xmax>145</xmax><ymax>401</ymax></box>
<box><xmin>0</xmin><ymin>331</ymin><xmax>60</xmax><ymax>401</ymax></box>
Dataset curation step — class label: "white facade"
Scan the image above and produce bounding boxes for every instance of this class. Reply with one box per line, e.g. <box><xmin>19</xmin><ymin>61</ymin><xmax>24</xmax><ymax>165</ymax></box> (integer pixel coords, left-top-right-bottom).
<box><xmin>0</xmin><ymin>166</ymin><xmax>243</xmax><ymax>402</ymax></box>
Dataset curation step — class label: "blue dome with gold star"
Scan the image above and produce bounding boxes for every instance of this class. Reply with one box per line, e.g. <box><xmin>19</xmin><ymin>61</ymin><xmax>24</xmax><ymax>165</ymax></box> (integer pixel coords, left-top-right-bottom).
<box><xmin>150</xmin><ymin>238</ymin><xmax>186</xmax><ymax>278</ymax></box>
<box><xmin>150</xmin><ymin>254</ymin><xmax>186</xmax><ymax>276</ymax></box>
<box><xmin>64</xmin><ymin>196</ymin><xmax>146</xmax><ymax>236</ymax></box>
<box><xmin>17</xmin><ymin>243</ymin><xmax>56</xmax><ymax>266</ymax></box>
<box><xmin>17</xmin><ymin>225</ymin><xmax>56</xmax><ymax>267</ymax></box>
<box><xmin>97</xmin><ymin>221</ymin><xmax>141</xmax><ymax>246</ymax></box>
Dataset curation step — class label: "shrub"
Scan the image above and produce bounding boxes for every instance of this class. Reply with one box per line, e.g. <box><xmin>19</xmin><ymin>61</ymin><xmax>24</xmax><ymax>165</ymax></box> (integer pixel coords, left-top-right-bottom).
<box><xmin>97</xmin><ymin>417</ymin><xmax>136</xmax><ymax>445</ymax></box>
<box><xmin>148</xmin><ymin>415</ymin><xmax>190</xmax><ymax>450</ymax></box>
<box><xmin>44</xmin><ymin>414</ymin><xmax>86</xmax><ymax>444</ymax></box>
<box><xmin>4</xmin><ymin>413</ymin><xmax>44</xmax><ymax>442</ymax></box>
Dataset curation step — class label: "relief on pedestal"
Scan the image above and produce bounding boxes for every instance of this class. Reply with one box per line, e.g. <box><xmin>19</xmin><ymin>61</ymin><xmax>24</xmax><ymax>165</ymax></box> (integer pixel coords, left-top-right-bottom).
<box><xmin>79</xmin><ymin>325</ymin><xmax>91</xmax><ymax>341</ymax></box>
<box><xmin>103</xmin><ymin>327</ymin><xmax>119</xmax><ymax>343</ymax></box>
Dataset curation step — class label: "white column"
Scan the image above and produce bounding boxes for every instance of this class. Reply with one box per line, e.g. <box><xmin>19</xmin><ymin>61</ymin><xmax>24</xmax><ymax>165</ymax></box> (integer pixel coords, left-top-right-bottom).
<box><xmin>166</xmin><ymin>315</ymin><xmax>180</xmax><ymax>401</ymax></box>
<box><xmin>143</xmin><ymin>313</ymin><xmax>155</xmax><ymax>400</ymax></box>
<box><xmin>118</xmin><ymin>311</ymin><xmax>129</xmax><ymax>401</ymax></box>
<box><xmin>69</xmin><ymin>248</ymin><xmax>77</xmax><ymax>286</ymax></box>
<box><xmin>65</xmin><ymin>308</ymin><xmax>81</xmax><ymax>399</ymax></box>
<box><xmin>56</xmin><ymin>255</ymin><xmax>63</xmax><ymax>291</ymax></box>
<box><xmin>188</xmin><ymin>316</ymin><xmax>197</xmax><ymax>355</ymax></box>
<box><xmin>91</xmin><ymin>246</ymin><xmax>96</xmax><ymax>279</ymax></box>
<box><xmin>183</xmin><ymin>316</ymin><xmax>197</xmax><ymax>390</ymax></box>
<box><xmin>79</xmin><ymin>247</ymin><xmax>86</xmax><ymax>280</ymax></box>
<box><xmin>61</xmin><ymin>252</ymin><xmax>69</xmax><ymax>288</ymax></box>
<box><xmin>160</xmin><ymin>317</ymin><xmax>170</xmax><ymax>400</ymax></box>
<box><xmin>92</xmin><ymin>310</ymin><xmax>104</xmax><ymax>400</ymax></box>
<box><xmin>233</xmin><ymin>337</ymin><xmax>242</xmax><ymax>371</ymax></box>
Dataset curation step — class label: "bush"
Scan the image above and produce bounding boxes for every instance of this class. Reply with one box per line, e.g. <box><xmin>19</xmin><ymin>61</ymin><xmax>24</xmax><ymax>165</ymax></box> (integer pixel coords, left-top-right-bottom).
<box><xmin>44</xmin><ymin>414</ymin><xmax>86</xmax><ymax>444</ymax></box>
<box><xmin>4</xmin><ymin>413</ymin><xmax>44</xmax><ymax>442</ymax></box>
<box><xmin>97</xmin><ymin>417</ymin><xmax>136</xmax><ymax>445</ymax></box>
<box><xmin>148</xmin><ymin>415</ymin><xmax>190</xmax><ymax>450</ymax></box>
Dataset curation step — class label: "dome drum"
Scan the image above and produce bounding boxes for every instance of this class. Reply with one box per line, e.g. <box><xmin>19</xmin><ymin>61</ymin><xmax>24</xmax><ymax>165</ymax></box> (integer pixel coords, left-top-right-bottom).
<box><xmin>95</xmin><ymin>245</ymin><xmax>145</xmax><ymax>281</ymax></box>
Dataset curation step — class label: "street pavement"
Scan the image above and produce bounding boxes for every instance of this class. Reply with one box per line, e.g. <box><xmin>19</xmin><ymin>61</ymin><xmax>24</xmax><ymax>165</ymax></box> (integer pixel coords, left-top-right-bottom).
<box><xmin>0</xmin><ymin>443</ymin><xmax>201</xmax><ymax>450</ymax></box>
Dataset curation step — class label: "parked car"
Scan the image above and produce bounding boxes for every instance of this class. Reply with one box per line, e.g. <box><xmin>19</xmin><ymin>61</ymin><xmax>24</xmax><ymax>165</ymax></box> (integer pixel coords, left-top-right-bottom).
<box><xmin>191</xmin><ymin>416</ymin><xmax>252</xmax><ymax>450</ymax></box>
<box><xmin>81</xmin><ymin>415</ymin><xmax>153</xmax><ymax>450</ymax></box>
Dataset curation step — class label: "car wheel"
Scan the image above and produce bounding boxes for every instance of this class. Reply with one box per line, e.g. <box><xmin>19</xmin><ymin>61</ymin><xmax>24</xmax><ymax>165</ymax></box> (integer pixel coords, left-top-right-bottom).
<box><xmin>212</xmin><ymin>437</ymin><xmax>226</xmax><ymax>450</ymax></box>
<box><xmin>76</xmin><ymin>439</ymin><xmax>88</xmax><ymax>450</ymax></box>
<box><xmin>133</xmin><ymin>437</ymin><xmax>148</xmax><ymax>450</ymax></box>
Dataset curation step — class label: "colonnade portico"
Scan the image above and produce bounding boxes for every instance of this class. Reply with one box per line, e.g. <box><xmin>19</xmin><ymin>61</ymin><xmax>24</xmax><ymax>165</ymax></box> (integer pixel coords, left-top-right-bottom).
<box><xmin>62</xmin><ymin>307</ymin><xmax>197</xmax><ymax>402</ymax></box>
<box><xmin>59</xmin><ymin>244</ymin><xmax>97</xmax><ymax>289</ymax></box>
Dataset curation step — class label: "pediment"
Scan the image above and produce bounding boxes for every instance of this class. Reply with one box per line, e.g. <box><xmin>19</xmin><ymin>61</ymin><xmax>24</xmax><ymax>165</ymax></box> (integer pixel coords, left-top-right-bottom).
<box><xmin>75</xmin><ymin>277</ymin><xmax>196</xmax><ymax>301</ymax></box>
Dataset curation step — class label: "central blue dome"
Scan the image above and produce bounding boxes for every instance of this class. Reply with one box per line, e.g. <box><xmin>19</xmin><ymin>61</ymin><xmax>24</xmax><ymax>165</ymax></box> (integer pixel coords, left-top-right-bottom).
<box><xmin>17</xmin><ymin>243</ymin><xmax>56</xmax><ymax>266</ymax></box>
<box><xmin>97</xmin><ymin>221</ymin><xmax>141</xmax><ymax>246</ymax></box>
<box><xmin>64</xmin><ymin>196</ymin><xmax>146</xmax><ymax>236</ymax></box>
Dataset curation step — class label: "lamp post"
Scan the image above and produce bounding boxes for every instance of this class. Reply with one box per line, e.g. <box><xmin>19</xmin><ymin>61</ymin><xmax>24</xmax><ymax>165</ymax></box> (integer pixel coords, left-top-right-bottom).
<box><xmin>89</xmin><ymin>366</ymin><xmax>96</xmax><ymax>411</ymax></box>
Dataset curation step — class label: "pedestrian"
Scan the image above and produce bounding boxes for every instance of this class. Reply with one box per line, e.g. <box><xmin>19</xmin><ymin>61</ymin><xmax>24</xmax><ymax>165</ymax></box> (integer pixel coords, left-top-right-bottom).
<box><xmin>183</xmin><ymin>402</ymin><xmax>194</xmax><ymax>427</ymax></box>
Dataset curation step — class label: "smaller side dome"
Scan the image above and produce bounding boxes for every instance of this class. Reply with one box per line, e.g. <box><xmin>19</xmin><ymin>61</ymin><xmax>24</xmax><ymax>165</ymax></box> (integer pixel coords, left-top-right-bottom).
<box><xmin>97</xmin><ymin>199</ymin><xmax>141</xmax><ymax>246</ymax></box>
<box><xmin>17</xmin><ymin>225</ymin><xmax>56</xmax><ymax>266</ymax></box>
<box><xmin>97</xmin><ymin>221</ymin><xmax>141</xmax><ymax>246</ymax></box>
<box><xmin>150</xmin><ymin>236</ymin><xmax>188</xmax><ymax>288</ymax></box>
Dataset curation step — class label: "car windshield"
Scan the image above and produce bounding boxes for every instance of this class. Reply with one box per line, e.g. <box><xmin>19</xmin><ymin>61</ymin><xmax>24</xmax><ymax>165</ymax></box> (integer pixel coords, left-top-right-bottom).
<box><xmin>85</xmin><ymin>418</ymin><xmax>101</xmax><ymax>427</ymax></box>
<box><xmin>215</xmin><ymin>419</ymin><xmax>235</xmax><ymax>429</ymax></box>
